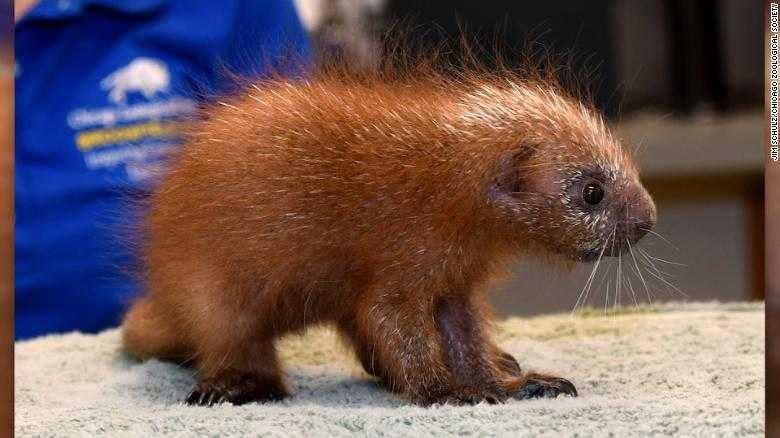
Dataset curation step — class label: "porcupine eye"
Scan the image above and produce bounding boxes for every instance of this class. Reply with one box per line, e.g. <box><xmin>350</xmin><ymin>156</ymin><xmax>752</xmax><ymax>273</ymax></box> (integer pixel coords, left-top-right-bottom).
<box><xmin>582</xmin><ymin>181</ymin><xmax>604</xmax><ymax>205</ymax></box>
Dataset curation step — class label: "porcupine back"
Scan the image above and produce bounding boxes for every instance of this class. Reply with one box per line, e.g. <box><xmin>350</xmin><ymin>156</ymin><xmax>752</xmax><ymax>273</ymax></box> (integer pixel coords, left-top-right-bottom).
<box><xmin>141</xmin><ymin>61</ymin><xmax>621</xmax><ymax>326</ymax></box>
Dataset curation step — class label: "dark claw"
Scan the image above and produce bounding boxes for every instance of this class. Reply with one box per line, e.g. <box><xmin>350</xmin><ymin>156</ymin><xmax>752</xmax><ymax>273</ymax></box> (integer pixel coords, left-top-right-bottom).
<box><xmin>552</xmin><ymin>377</ymin><xmax>578</xmax><ymax>397</ymax></box>
<box><xmin>437</xmin><ymin>386</ymin><xmax>507</xmax><ymax>405</ymax></box>
<box><xmin>207</xmin><ymin>392</ymin><xmax>224</xmax><ymax>406</ymax></box>
<box><xmin>484</xmin><ymin>394</ymin><xmax>500</xmax><ymax>405</ymax></box>
<box><xmin>186</xmin><ymin>389</ymin><xmax>225</xmax><ymax>406</ymax></box>
<box><xmin>186</xmin><ymin>389</ymin><xmax>205</xmax><ymax>406</ymax></box>
<box><xmin>514</xmin><ymin>376</ymin><xmax>578</xmax><ymax>399</ymax></box>
<box><xmin>230</xmin><ymin>388</ymin><xmax>284</xmax><ymax>405</ymax></box>
<box><xmin>185</xmin><ymin>374</ymin><xmax>289</xmax><ymax>406</ymax></box>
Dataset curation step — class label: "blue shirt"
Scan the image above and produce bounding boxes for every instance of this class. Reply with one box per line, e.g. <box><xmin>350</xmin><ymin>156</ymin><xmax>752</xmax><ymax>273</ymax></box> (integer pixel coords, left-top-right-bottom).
<box><xmin>15</xmin><ymin>0</ymin><xmax>311</xmax><ymax>340</ymax></box>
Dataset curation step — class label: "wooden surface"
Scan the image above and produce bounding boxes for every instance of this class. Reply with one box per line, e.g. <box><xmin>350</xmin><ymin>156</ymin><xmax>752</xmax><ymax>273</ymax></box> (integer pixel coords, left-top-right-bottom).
<box><xmin>617</xmin><ymin>110</ymin><xmax>764</xmax><ymax>179</ymax></box>
<box><xmin>767</xmin><ymin>139</ymin><xmax>780</xmax><ymax>437</ymax></box>
<box><xmin>0</xmin><ymin>45</ymin><xmax>13</xmax><ymax>438</ymax></box>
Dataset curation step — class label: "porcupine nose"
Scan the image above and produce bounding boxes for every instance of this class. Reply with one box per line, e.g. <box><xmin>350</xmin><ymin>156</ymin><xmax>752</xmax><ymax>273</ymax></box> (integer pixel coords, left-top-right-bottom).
<box><xmin>627</xmin><ymin>219</ymin><xmax>652</xmax><ymax>244</ymax></box>
<box><xmin>626</xmin><ymin>188</ymin><xmax>657</xmax><ymax>245</ymax></box>
<box><xmin>604</xmin><ymin>187</ymin><xmax>656</xmax><ymax>257</ymax></box>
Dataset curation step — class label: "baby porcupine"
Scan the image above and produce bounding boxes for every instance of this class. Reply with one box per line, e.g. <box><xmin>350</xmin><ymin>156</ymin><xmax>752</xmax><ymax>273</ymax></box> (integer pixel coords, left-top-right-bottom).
<box><xmin>122</xmin><ymin>60</ymin><xmax>657</xmax><ymax>406</ymax></box>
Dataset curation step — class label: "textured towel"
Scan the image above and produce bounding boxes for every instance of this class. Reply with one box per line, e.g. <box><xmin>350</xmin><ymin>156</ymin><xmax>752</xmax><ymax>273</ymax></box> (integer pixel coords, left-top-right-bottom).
<box><xmin>15</xmin><ymin>302</ymin><xmax>764</xmax><ymax>437</ymax></box>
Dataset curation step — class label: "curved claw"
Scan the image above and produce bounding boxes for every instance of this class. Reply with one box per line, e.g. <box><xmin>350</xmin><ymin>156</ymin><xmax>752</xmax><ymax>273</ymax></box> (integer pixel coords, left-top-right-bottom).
<box><xmin>513</xmin><ymin>376</ymin><xmax>578</xmax><ymax>399</ymax></box>
<box><xmin>184</xmin><ymin>374</ymin><xmax>289</xmax><ymax>406</ymax></box>
<box><xmin>185</xmin><ymin>389</ymin><xmax>225</xmax><ymax>406</ymax></box>
<box><xmin>457</xmin><ymin>392</ymin><xmax>503</xmax><ymax>405</ymax></box>
<box><xmin>427</xmin><ymin>385</ymin><xmax>510</xmax><ymax>406</ymax></box>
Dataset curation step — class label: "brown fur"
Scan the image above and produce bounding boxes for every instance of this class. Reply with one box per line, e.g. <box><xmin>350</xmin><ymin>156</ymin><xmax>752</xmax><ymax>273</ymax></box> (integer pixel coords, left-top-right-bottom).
<box><xmin>122</xmin><ymin>60</ymin><xmax>654</xmax><ymax>405</ymax></box>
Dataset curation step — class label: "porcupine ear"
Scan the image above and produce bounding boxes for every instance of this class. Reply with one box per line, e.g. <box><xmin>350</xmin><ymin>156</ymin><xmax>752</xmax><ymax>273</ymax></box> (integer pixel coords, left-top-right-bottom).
<box><xmin>492</xmin><ymin>147</ymin><xmax>532</xmax><ymax>198</ymax></box>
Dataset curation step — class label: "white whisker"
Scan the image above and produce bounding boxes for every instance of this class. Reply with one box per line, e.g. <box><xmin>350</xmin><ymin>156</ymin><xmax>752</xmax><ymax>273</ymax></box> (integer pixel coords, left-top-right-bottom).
<box><xmin>615</xmin><ymin>251</ymin><xmax>622</xmax><ymax>312</ymax></box>
<box><xmin>642</xmin><ymin>252</ymin><xmax>686</xmax><ymax>267</ymax></box>
<box><xmin>644</xmin><ymin>229</ymin><xmax>679</xmax><ymax>252</ymax></box>
<box><xmin>572</xmin><ymin>232</ymin><xmax>610</xmax><ymax>315</ymax></box>
<box><xmin>624</xmin><ymin>260</ymin><xmax>639</xmax><ymax>306</ymax></box>
<box><xmin>638</xmin><ymin>248</ymin><xmax>688</xmax><ymax>298</ymax></box>
<box><xmin>627</xmin><ymin>238</ymin><xmax>652</xmax><ymax>305</ymax></box>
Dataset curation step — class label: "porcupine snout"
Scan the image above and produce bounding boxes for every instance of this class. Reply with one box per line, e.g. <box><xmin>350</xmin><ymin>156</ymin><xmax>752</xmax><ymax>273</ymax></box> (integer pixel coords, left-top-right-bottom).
<box><xmin>606</xmin><ymin>183</ymin><xmax>656</xmax><ymax>257</ymax></box>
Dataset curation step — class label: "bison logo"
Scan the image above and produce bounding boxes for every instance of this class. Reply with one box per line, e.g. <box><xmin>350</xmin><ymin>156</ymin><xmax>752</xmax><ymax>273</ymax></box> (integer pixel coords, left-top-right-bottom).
<box><xmin>100</xmin><ymin>57</ymin><xmax>170</xmax><ymax>105</ymax></box>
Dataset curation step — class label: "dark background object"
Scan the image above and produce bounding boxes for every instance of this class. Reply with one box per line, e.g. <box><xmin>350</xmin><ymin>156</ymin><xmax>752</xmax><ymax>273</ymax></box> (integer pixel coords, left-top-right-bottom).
<box><xmin>385</xmin><ymin>0</ymin><xmax>619</xmax><ymax>116</ymax></box>
<box><xmin>385</xmin><ymin>0</ymin><xmax>763</xmax><ymax>116</ymax></box>
<box><xmin>665</xmin><ymin>0</ymin><xmax>727</xmax><ymax>112</ymax></box>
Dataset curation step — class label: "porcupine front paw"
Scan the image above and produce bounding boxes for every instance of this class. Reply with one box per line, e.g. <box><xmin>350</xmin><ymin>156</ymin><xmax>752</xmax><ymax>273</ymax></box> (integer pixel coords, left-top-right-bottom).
<box><xmin>185</xmin><ymin>373</ymin><xmax>288</xmax><ymax>406</ymax></box>
<box><xmin>511</xmin><ymin>373</ymin><xmax>578</xmax><ymax>399</ymax></box>
<box><xmin>442</xmin><ymin>385</ymin><xmax>510</xmax><ymax>405</ymax></box>
<box><xmin>417</xmin><ymin>382</ymin><xmax>509</xmax><ymax>406</ymax></box>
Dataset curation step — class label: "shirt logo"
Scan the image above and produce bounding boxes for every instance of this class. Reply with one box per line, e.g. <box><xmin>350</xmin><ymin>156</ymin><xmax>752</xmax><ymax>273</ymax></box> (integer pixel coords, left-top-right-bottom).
<box><xmin>66</xmin><ymin>56</ymin><xmax>195</xmax><ymax>183</ymax></box>
<box><xmin>100</xmin><ymin>57</ymin><xmax>171</xmax><ymax>105</ymax></box>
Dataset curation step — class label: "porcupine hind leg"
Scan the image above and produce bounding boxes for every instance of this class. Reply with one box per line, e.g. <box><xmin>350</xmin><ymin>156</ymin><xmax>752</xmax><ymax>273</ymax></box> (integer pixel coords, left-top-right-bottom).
<box><xmin>185</xmin><ymin>334</ymin><xmax>288</xmax><ymax>406</ymax></box>
<box><xmin>183</xmin><ymin>281</ymin><xmax>288</xmax><ymax>406</ymax></box>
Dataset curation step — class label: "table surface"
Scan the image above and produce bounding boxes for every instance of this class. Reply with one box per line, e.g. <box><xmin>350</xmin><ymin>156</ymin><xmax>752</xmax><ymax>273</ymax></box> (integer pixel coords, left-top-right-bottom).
<box><xmin>15</xmin><ymin>302</ymin><xmax>765</xmax><ymax>437</ymax></box>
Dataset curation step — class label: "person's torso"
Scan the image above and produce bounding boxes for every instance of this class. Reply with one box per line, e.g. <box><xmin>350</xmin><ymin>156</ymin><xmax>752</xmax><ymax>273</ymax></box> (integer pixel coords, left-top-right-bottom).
<box><xmin>14</xmin><ymin>0</ymin><xmax>310</xmax><ymax>339</ymax></box>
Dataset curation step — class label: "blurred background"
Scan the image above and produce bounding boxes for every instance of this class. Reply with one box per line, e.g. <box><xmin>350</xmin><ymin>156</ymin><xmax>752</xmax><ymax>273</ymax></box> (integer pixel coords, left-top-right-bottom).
<box><xmin>4</xmin><ymin>0</ymin><xmax>769</xmax><ymax>435</ymax></box>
